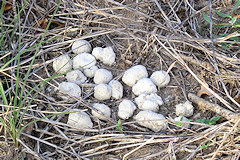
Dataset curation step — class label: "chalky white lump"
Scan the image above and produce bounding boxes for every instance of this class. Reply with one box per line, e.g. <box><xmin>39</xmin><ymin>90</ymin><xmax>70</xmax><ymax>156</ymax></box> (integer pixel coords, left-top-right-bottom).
<box><xmin>109</xmin><ymin>80</ymin><xmax>123</xmax><ymax>100</ymax></box>
<box><xmin>67</xmin><ymin>109</ymin><xmax>93</xmax><ymax>129</ymax></box>
<box><xmin>94</xmin><ymin>69</ymin><xmax>113</xmax><ymax>84</ymax></box>
<box><xmin>73</xmin><ymin>53</ymin><xmax>96</xmax><ymax>70</ymax></box>
<box><xmin>72</xmin><ymin>39</ymin><xmax>92</xmax><ymax>54</ymax></box>
<box><xmin>135</xmin><ymin>93</ymin><xmax>163</xmax><ymax>112</ymax></box>
<box><xmin>134</xmin><ymin>110</ymin><xmax>167</xmax><ymax>132</ymax></box>
<box><xmin>122</xmin><ymin>65</ymin><xmax>148</xmax><ymax>87</ymax></box>
<box><xmin>66</xmin><ymin>70</ymin><xmax>87</xmax><ymax>85</ymax></box>
<box><xmin>94</xmin><ymin>84</ymin><xmax>112</xmax><ymax>100</ymax></box>
<box><xmin>118</xmin><ymin>100</ymin><xmax>136</xmax><ymax>120</ymax></box>
<box><xmin>92</xmin><ymin>46</ymin><xmax>116</xmax><ymax>65</ymax></box>
<box><xmin>83</xmin><ymin>66</ymin><xmax>98</xmax><ymax>78</ymax></box>
<box><xmin>92</xmin><ymin>103</ymin><xmax>111</xmax><ymax>121</ymax></box>
<box><xmin>174</xmin><ymin>116</ymin><xmax>190</xmax><ymax>128</ymax></box>
<box><xmin>59</xmin><ymin>82</ymin><xmax>81</xmax><ymax>99</ymax></box>
<box><xmin>53</xmin><ymin>54</ymin><xmax>72</xmax><ymax>74</ymax></box>
<box><xmin>132</xmin><ymin>78</ymin><xmax>157</xmax><ymax>96</ymax></box>
<box><xmin>150</xmin><ymin>71</ymin><xmax>170</xmax><ymax>88</ymax></box>
<box><xmin>175</xmin><ymin>101</ymin><xmax>194</xmax><ymax>117</ymax></box>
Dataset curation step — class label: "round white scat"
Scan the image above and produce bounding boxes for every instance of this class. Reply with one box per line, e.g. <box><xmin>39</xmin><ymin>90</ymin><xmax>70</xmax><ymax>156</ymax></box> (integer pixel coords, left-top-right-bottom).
<box><xmin>92</xmin><ymin>103</ymin><xmax>111</xmax><ymax>121</ymax></box>
<box><xmin>66</xmin><ymin>70</ymin><xmax>87</xmax><ymax>85</ymax></box>
<box><xmin>83</xmin><ymin>66</ymin><xmax>98</xmax><ymax>78</ymax></box>
<box><xmin>175</xmin><ymin>101</ymin><xmax>194</xmax><ymax>117</ymax></box>
<box><xmin>174</xmin><ymin>116</ymin><xmax>191</xmax><ymax>128</ymax></box>
<box><xmin>94</xmin><ymin>84</ymin><xmax>112</xmax><ymax>101</ymax></box>
<box><xmin>72</xmin><ymin>39</ymin><xmax>92</xmax><ymax>54</ymax></box>
<box><xmin>134</xmin><ymin>110</ymin><xmax>167</xmax><ymax>132</ymax></box>
<box><xmin>122</xmin><ymin>65</ymin><xmax>148</xmax><ymax>87</ymax></box>
<box><xmin>94</xmin><ymin>69</ymin><xmax>113</xmax><ymax>84</ymax></box>
<box><xmin>135</xmin><ymin>93</ymin><xmax>163</xmax><ymax>112</ymax></box>
<box><xmin>53</xmin><ymin>54</ymin><xmax>72</xmax><ymax>74</ymax></box>
<box><xmin>132</xmin><ymin>78</ymin><xmax>157</xmax><ymax>96</ymax></box>
<box><xmin>58</xmin><ymin>82</ymin><xmax>81</xmax><ymax>99</ymax></box>
<box><xmin>67</xmin><ymin>109</ymin><xmax>93</xmax><ymax>129</ymax></box>
<box><xmin>73</xmin><ymin>53</ymin><xmax>96</xmax><ymax>70</ymax></box>
<box><xmin>109</xmin><ymin>80</ymin><xmax>123</xmax><ymax>100</ymax></box>
<box><xmin>92</xmin><ymin>46</ymin><xmax>116</xmax><ymax>65</ymax></box>
<box><xmin>118</xmin><ymin>99</ymin><xmax>136</xmax><ymax>120</ymax></box>
<box><xmin>150</xmin><ymin>71</ymin><xmax>170</xmax><ymax>88</ymax></box>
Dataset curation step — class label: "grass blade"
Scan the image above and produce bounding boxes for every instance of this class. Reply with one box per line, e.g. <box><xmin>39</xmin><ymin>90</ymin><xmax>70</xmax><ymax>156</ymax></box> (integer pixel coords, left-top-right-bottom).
<box><xmin>215</xmin><ymin>10</ymin><xmax>231</xmax><ymax>18</ymax></box>
<box><xmin>203</xmin><ymin>12</ymin><xmax>211</xmax><ymax>23</ymax></box>
<box><xmin>231</xmin><ymin>0</ymin><xmax>240</xmax><ymax>14</ymax></box>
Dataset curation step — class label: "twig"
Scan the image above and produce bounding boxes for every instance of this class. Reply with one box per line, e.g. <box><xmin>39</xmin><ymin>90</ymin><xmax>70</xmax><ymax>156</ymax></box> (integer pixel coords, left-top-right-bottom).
<box><xmin>188</xmin><ymin>93</ymin><xmax>240</xmax><ymax>124</ymax></box>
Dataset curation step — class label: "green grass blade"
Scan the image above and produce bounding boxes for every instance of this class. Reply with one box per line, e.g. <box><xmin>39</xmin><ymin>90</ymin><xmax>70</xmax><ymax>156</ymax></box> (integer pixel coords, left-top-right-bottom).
<box><xmin>0</xmin><ymin>118</ymin><xmax>15</xmax><ymax>141</ymax></box>
<box><xmin>0</xmin><ymin>1</ymin><xmax>29</xmax><ymax>45</ymax></box>
<box><xmin>215</xmin><ymin>10</ymin><xmax>231</xmax><ymax>18</ymax></box>
<box><xmin>17</xmin><ymin>0</ymin><xmax>62</xmax><ymax>132</ymax></box>
<box><xmin>0</xmin><ymin>80</ymin><xmax>8</xmax><ymax>105</ymax></box>
<box><xmin>231</xmin><ymin>0</ymin><xmax>240</xmax><ymax>14</ymax></box>
<box><xmin>14</xmin><ymin>3</ymin><xmax>22</xmax><ymax>116</ymax></box>
<box><xmin>18</xmin><ymin>111</ymin><xmax>70</xmax><ymax>137</ymax></box>
<box><xmin>209</xmin><ymin>116</ymin><xmax>221</xmax><ymax>125</ymax></box>
<box><xmin>203</xmin><ymin>12</ymin><xmax>211</xmax><ymax>23</ymax></box>
<box><xmin>231</xmin><ymin>16</ymin><xmax>237</xmax><ymax>24</ymax></box>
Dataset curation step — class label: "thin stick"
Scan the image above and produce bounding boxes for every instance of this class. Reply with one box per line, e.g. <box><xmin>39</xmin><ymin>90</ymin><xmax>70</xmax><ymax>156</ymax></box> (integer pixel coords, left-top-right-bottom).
<box><xmin>188</xmin><ymin>93</ymin><xmax>240</xmax><ymax>124</ymax></box>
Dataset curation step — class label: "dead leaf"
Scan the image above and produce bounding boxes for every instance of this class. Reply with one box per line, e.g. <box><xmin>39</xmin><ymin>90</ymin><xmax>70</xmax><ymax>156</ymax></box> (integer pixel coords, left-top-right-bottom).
<box><xmin>4</xmin><ymin>3</ymin><xmax>13</xmax><ymax>12</ymax></box>
<box><xmin>232</xmin><ymin>13</ymin><xmax>240</xmax><ymax>19</ymax></box>
<box><xmin>234</xmin><ymin>96</ymin><xmax>240</xmax><ymax>103</ymax></box>
<box><xmin>197</xmin><ymin>80</ymin><xmax>213</xmax><ymax>97</ymax></box>
<box><xmin>34</xmin><ymin>18</ymin><xmax>48</xmax><ymax>30</ymax></box>
<box><xmin>34</xmin><ymin>18</ymin><xmax>65</xmax><ymax>32</ymax></box>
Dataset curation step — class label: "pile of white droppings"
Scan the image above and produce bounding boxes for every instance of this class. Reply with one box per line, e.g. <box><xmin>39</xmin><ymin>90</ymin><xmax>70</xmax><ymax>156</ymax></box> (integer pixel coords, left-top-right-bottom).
<box><xmin>53</xmin><ymin>39</ymin><xmax>194</xmax><ymax>131</ymax></box>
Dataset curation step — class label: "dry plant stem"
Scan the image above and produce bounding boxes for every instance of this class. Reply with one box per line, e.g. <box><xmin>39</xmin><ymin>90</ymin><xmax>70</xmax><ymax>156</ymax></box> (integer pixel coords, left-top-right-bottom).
<box><xmin>17</xmin><ymin>138</ymin><xmax>41</xmax><ymax>159</ymax></box>
<box><xmin>21</xmin><ymin>132</ymin><xmax>83</xmax><ymax>159</ymax></box>
<box><xmin>188</xmin><ymin>93</ymin><xmax>240</xmax><ymax>124</ymax></box>
<box><xmin>154</xmin><ymin>35</ymin><xmax>235</xmax><ymax>111</ymax></box>
<box><xmin>123</xmin><ymin>137</ymin><xmax>154</xmax><ymax>159</ymax></box>
<box><xmin>211</xmin><ymin>118</ymin><xmax>240</xmax><ymax>160</ymax></box>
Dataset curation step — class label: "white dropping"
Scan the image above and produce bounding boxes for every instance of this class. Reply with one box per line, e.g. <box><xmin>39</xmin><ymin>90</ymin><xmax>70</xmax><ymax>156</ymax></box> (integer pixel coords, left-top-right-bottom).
<box><xmin>53</xmin><ymin>54</ymin><xmax>72</xmax><ymax>74</ymax></box>
<box><xmin>118</xmin><ymin>100</ymin><xmax>136</xmax><ymax>120</ymax></box>
<box><xmin>175</xmin><ymin>101</ymin><xmax>194</xmax><ymax>117</ymax></box>
<box><xmin>73</xmin><ymin>53</ymin><xmax>96</xmax><ymax>70</ymax></box>
<box><xmin>72</xmin><ymin>39</ymin><xmax>92</xmax><ymax>54</ymax></box>
<box><xmin>83</xmin><ymin>66</ymin><xmax>98</xmax><ymax>78</ymax></box>
<box><xmin>66</xmin><ymin>70</ymin><xmax>87</xmax><ymax>85</ymax></box>
<box><xmin>132</xmin><ymin>78</ymin><xmax>157</xmax><ymax>96</ymax></box>
<box><xmin>92</xmin><ymin>46</ymin><xmax>116</xmax><ymax>65</ymax></box>
<box><xmin>122</xmin><ymin>65</ymin><xmax>148</xmax><ymax>87</ymax></box>
<box><xmin>94</xmin><ymin>83</ymin><xmax>112</xmax><ymax>101</ymax></box>
<box><xmin>109</xmin><ymin>80</ymin><xmax>123</xmax><ymax>100</ymax></box>
<box><xmin>135</xmin><ymin>93</ymin><xmax>163</xmax><ymax>112</ymax></box>
<box><xmin>94</xmin><ymin>69</ymin><xmax>113</xmax><ymax>84</ymax></box>
<box><xmin>134</xmin><ymin>110</ymin><xmax>167</xmax><ymax>132</ymax></box>
<box><xmin>67</xmin><ymin>109</ymin><xmax>93</xmax><ymax>129</ymax></box>
<box><xmin>150</xmin><ymin>70</ymin><xmax>170</xmax><ymax>88</ymax></box>
<box><xmin>92</xmin><ymin>103</ymin><xmax>111</xmax><ymax>121</ymax></box>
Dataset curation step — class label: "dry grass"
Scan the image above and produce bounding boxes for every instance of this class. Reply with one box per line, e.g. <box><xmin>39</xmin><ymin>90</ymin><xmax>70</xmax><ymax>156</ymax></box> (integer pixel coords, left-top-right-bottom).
<box><xmin>0</xmin><ymin>0</ymin><xmax>240</xmax><ymax>159</ymax></box>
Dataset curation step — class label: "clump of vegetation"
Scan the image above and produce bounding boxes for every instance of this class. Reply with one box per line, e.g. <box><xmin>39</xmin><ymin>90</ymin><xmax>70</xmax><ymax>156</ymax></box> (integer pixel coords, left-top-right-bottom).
<box><xmin>197</xmin><ymin>116</ymin><xmax>222</xmax><ymax>125</ymax></box>
<box><xmin>202</xmin><ymin>0</ymin><xmax>240</xmax><ymax>48</ymax></box>
<box><xmin>116</xmin><ymin>119</ymin><xmax>123</xmax><ymax>133</ymax></box>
